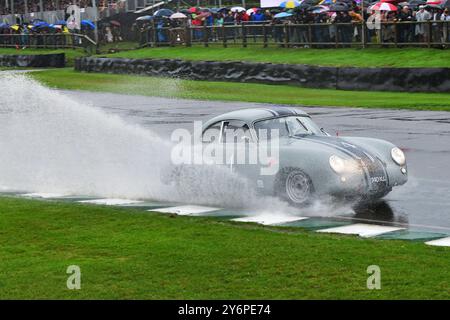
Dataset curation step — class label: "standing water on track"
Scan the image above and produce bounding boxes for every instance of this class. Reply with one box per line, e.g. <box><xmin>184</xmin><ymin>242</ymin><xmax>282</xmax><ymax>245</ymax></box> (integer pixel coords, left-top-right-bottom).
<box><xmin>0</xmin><ymin>74</ymin><xmax>291</xmax><ymax>211</ymax></box>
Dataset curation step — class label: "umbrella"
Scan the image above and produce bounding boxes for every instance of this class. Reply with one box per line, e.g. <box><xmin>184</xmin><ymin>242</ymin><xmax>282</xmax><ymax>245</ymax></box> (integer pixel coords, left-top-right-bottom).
<box><xmin>406</xmin><ymin>0</ymin><xmax>426</xmax><ymax>5</ymax></box>
<box><xmin>230</xmin><ymin>6</ymin><xmax>246</xmax><ymax>12</ymax></box>
<box><xmin>274</xmin><ymin>12</ymin><xmax>294</xmax><ymax>18</ymax></box>
<box><xmin>309</xmin><ymin>4</ymin><xmax>331</xmax><ymax>12</ymax></box>
<box><xmin>170</xmin><ymin>12</ymin><xmax>188</xmax><ymax>19</ymax></box>
<box><xmin>136</xmin><ymin>15</ymin><xmax>153</xmax><ymax>21</ymax></box>
<box><xmin>154</xmin><ymin>9</ymin><xmax>174</xmax><ymax>17</ymax></box>
<box><xmin>293</xmin><ymin>2</ymin><xmax>314</xmax><ymax>10</ymax></box>
<box><xmin>319</xmin><ymin>0</ymin><xmax>336</xmax><ymax>3</ymax></box>
<box><xmin>55</xmin><ymin>20</ymin><xmax>67</xmax><ymax>25</ymax></box>
<box><xmin>370</xmin><ymin>2</ymin><xmax>398</xmax><ymax>10</ymax></box>
<box><xmin>188</xmin><ymin>7</ymin><xmax>198</xmax><ymax>13</ymax></box>
<box><xmin>33</xmin><ymin>21</ymin><xmax>52</xmax><ymax>29</ymax></box>
<box><xmin>329</xmin><ymin>3</ymin><xmax>351</xmax><ymax>10</ymax></box>
<box><xmin>246</xmin><ymin>8</ymin><xmax>260</xmax><ymax>15</ymax></box>
<box><xmin>195</xmin><ymin>12</ymin><xmax>212</xmax><ymax>20</ymax></box>
<box><xmin>81</xmin><ymin>19</ymin><xmax>96</xmax><ymax>29</ymax></box>
<box><xmin>0</xmin><ymin>23</ymin><xmax>10</xmax><ymax>29</ymax></box>
<box><xmin>110</xmin><ymin>20</ymin><xmax>121</xmax><ymax>27</ymax></box>
<box><xmin>280</xmin><ymin>0</ymin><xmax>302</xmax><ymax>8</ymax></box>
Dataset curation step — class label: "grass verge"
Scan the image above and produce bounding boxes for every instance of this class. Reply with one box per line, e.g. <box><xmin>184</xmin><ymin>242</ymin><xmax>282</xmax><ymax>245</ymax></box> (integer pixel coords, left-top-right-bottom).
<box><xmin>0</xmin><ymin>196</ymin><xmax>448</xmax><ymax>299</ymax></box>
<box><xmin>105</xmin><ymin>46</ymin><xmax>450</xmax><ymax>68</ymax></box>
<box><xmin>30</xmin><ymin>68</ymin><xmax>450</xmax><ymax>111</ymax></box>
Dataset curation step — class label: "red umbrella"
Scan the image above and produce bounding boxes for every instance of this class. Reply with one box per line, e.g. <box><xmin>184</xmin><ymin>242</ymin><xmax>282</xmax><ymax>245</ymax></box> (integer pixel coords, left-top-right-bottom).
<box><xmin>188</xmin><ymin>7</ymin><xmax>198</xmax><ymax>13</ymax></box>
<box><xmin>370</xmin><ymin>2</ymin><xmax>398</xmax><ymax>10</ymax></box>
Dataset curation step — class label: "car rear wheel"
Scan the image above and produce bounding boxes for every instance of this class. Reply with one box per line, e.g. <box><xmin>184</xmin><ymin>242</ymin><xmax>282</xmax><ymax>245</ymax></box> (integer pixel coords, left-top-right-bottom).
<box><xmin>275</xmin><ymin>167</ymin><xmax>314</xmax><ymax>206</ymax></box>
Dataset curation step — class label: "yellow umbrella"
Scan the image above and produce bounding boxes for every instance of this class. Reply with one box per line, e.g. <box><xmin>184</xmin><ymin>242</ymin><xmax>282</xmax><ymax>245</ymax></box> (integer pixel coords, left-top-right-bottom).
<box><xmin>280</xmin><ymin>0</ymin><xmax>302</xmax><ymax>9</ymax></box>
<box><xmin>10</xmin><ymin>24</ymin><xmax>20</xmax><ymax>31</ymax></box>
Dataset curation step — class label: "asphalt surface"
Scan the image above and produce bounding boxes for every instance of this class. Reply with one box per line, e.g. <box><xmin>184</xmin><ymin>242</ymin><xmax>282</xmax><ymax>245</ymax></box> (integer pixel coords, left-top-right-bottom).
<box><xmin>63</xmin><ymin>90</ymin><xmax>450</xmax><ymax>232</ymax></box>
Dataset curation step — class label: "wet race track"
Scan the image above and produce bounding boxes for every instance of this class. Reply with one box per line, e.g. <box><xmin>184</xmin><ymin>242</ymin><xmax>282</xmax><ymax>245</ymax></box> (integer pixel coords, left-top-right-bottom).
<box><xmin>57</xmin><ymin>90</ymin><xmax>450</xmax><ymax>234</ymax></box>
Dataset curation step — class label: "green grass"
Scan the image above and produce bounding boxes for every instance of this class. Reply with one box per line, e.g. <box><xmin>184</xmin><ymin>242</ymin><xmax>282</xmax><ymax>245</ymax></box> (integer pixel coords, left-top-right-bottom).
<box><xmin>105</xmin><ymin>46</ymin><xmax>450</xmax><ymax>68</ymax></box>
<box><xmin>0</xmin><ymin>48</ymin><xmax>85</xmax><ymax>67</ymax></box>
<box><xmin>0</xmin><ymin>196</ymin><xmax>448</xmax><ymax>299</ymax></box>
<box><xmin>30</xmin><ymin>68</ymin><xmax>450</xmax><ymax>111</ymax></box>
<box><xmin>3</xmin><ymin>46</ymin><xmax>450</xmax><ymax>68</ymax></box>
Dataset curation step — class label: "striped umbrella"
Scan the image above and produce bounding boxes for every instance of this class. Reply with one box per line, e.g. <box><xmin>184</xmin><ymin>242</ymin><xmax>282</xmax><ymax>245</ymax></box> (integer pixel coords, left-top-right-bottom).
<box><xmin>319</xmin><ymin>0</ymin><xmax>336</xmax><ymax>4</ymax></box>
<box><xmin>370</xmin><ymin>2</ymin><xmax>398</xmax><ymax>10</ymax></box>
<box><xmin>280</xmin><ymin>0</ymin><xmax>302</xmax><ymax>8</ymax></box>
<box><xmin>310</xmin><ymin>4</ymin><xmax>331</xmax><ymax>12</ymax></box>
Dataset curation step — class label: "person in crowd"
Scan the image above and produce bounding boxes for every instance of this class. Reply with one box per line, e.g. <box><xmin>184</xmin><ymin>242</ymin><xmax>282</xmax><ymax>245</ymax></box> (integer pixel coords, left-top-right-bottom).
<box><xmin>414</xmin><ymin>5</ymin><xmax>432</xmax><ymax>42</ymax></box>
<box><xmin>382</xmin><ymin>11</ymin><xmax>397</xmax><ymax>44</ymax></box>
<box><xmin>335</xmin><ymin>11</ymin><xmax>353</xmax><ymax>46</ymax></box>
<box><xmin>397</xmin><ymin>6</ymin><xmax>414</xmax><ymax>43</ymax></box>
<box><xmin>441</xmin><ymin>8</ymin><xmax>450</xmax><ymax>44</ymax></box>
<box><xmin>431</xmin><ymin>7</ymin><xmax>444</xmax><ymax>44</ymax></box>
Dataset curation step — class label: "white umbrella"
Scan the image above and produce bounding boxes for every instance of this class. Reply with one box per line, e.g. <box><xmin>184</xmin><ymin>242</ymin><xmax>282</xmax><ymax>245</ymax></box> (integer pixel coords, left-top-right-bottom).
<box><xmin>231</xmin><ymin>6</ymin><xmax>246</xmax><ymax>12</ymax></box>
<box><xmin>170</xmin><ymin>12</ymin><xmax>188</xmax><ymax>19</ymax></box>
<box><xmin>369</xmin><ymin>2</ymin><xmax>398</xmax><ymax>10</ymax></box>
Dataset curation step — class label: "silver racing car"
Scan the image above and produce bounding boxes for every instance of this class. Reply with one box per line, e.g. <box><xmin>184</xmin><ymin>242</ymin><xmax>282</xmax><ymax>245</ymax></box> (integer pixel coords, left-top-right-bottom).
<box><xmin>168</xmin><ymin>107</ymin><xmax>408</xmax><ymax>206</ymax></box>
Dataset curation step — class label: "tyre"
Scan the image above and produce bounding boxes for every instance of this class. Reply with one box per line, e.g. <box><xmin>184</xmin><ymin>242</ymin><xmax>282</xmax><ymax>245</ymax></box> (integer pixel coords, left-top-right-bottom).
<box><xmin>274</xmin><ymin>167</ymin><xmax>314</xmax><ymax>206</ymax></box>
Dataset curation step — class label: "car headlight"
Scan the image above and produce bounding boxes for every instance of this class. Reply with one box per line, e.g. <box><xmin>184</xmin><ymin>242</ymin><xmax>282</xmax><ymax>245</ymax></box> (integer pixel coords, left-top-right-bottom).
<box><xmin>391</xmin><ymin>147</ymin><xmax>406</xmax><ymax>166</ymax></box>
<box><xmin>329</xmin><ymin>155</ymin><xmax>360</xmax><ymax>175</ymax></box>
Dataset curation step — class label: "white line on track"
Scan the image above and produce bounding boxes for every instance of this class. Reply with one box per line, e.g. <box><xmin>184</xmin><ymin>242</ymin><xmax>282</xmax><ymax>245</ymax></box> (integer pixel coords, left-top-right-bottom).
<box><xmin>232</xmin><ymin>215</ymin><xmax>308</xmax><ymax>226</ymax></box>
<box><xmin>317</xmin><ymin>223</ymin><xmax>405</xmax><ymax>238</ymax></box>
<box><xmin>78</xmin><ymin>198</ymin><xmax>144</xmax><ymax>205</ymax></box>
<box><xmin>152</xmin><ymin>205</ymin><xmax>222</xmax><ymax>215</ymax></box>
<box><xmin>425</xmin><ymin>236</ymin><xmax>450</xmax><ymax>247</ymax></box>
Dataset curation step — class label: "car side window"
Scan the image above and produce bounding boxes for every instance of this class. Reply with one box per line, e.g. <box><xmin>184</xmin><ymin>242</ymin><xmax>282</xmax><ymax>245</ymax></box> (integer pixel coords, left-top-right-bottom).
<box><xmin>202</xmin><ymin>122</ymin><xmax>222</xmax><ymax>143</ymax></box>
<box><xmin>222</xmin><ymin>120</ymin><xmax>252</xmax><ymax>143</ymax></box>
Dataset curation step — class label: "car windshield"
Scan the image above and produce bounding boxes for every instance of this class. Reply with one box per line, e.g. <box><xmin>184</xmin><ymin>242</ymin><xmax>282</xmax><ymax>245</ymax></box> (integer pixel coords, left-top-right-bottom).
<box><xmin>254</xmin><ymin>116</ymin><xmax>323</xmax><ymax>140</ymax></box>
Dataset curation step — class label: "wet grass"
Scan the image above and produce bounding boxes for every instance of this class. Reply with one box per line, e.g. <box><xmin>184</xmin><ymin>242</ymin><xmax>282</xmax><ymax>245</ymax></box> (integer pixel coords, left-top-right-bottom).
<box><xmin>30</xmin><ymin>68</ymin><xmax>450</xmax><ymax>111</ymax></box>
<box><xmin>2</xmin><ymin>46</ymin><xmax>450</xmax><ymax>68</ymax></box>
<box><xmin>106</xmin><ymin>46</ymin><xmax>450</xmax><ymax>68</ymax></box>
<box><xmin>0</xmin><ymin>196</ymin><xmax>448</xmax><ymax>299</ymax></box>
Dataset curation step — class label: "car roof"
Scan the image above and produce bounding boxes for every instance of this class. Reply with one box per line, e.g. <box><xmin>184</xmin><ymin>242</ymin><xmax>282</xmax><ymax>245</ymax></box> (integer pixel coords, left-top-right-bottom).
<box><xmin>203</xmin><ymin>107</ymin><xmax>310</xmax><ymax>129</ymax></box>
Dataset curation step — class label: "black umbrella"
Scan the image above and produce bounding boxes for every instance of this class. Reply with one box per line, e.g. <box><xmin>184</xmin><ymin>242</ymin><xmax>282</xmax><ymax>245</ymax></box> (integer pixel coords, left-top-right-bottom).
<box><xmin>293</xmin><ymin>2</ymin><xmax>313</xmax><ymax>11</ymax></box>
<box><xmin>407</xmin><ymin>0</ymin><xmax>426</xmax><ymax>5</ymax></box>
<box><xmin>303</xmin><ymin>0</ymin><xmax>321</xmax><ymax>4</ymax></box>
<box><xmin>154</xmin><ymin>9</ymin><xmax>174</xmax><ymax>17</ymax></box>
<box><xmin>329</xmin><ymin>3</ymin><xmax>351</xmax><ymax>11</ymax></box>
